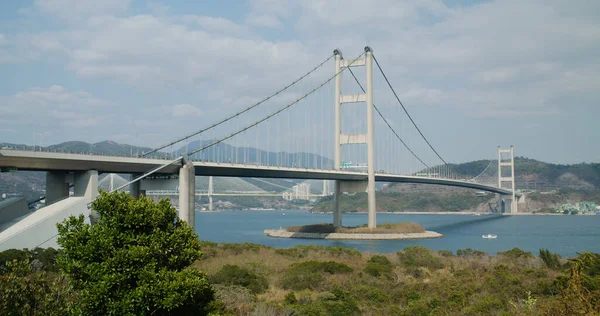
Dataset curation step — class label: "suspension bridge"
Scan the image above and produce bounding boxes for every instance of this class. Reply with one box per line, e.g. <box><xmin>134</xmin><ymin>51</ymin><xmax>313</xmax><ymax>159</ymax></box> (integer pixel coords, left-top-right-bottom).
<box><xmin>0</xmin><ymin>46</ymin><xmax>518</xmax><ymax>250</ymax></box>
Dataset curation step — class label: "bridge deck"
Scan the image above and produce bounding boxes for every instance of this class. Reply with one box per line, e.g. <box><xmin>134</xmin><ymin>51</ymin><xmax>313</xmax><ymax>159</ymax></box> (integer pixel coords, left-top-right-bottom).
<box><xmin>0</xmin><ymin>150</ymin><xmax>514</xmax><ymax>195</ymax></box>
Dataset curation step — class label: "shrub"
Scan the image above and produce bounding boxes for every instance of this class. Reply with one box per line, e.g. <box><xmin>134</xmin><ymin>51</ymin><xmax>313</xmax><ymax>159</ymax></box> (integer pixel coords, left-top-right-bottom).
<box><xmin>210</xmin><ymin>264</ymin><xmax>268</xmax><ymax>294</ymax></box>
<box><xmin>0</xmin><ymin>248</ymin><xmax>60</xmax><ymax>274</ymax></box>
<box><xmin>364</xmin><ymin>255</ymin><xmax>393</xmax><ymax>277</ymax></box>
<box><xmin>57</xmin><ymin>191</ymin><xmax>214</xmax><ymax>315</ymax></box>
<box><xmin>456</xmin><ymin>248</ymin><xmax>486</xmax><ymax>257</ymax></box>
<box><xmin>498</xmin><ymin>248</ymin><xmax>535</xmax><ymax>260</ymax></box>
<box><xmin>0</xmin><ymin>259</ymin><xmax>73</xmax><ymax>315</ymax></box>
<box><xmin>275</xmin><ymin>245</ymin><xmax>361</xmax><ymax>258</ymax></box>
<box><xmin>281</xmin><ymin>261</ymin><xmax>353</xmax><ymax>291</ymax></box>
<box><xmin>218</xmin><ymin>242</ymin><xmax>262</xmax><ymax>254</ymax></box>
<box><xmin>284</xmin><ymin>292</ymin><xmax>298</xmax><ymax>305</ymax></box>
<box><xmin>539</xmin><ymin>248</ymin><xmax>562</xmax><ymax>269</ymax></box>
<box><xmin>397</xmin><ymin>246</ymin><xmax>444</xmax><ymax>270</ymax></box>
<box><xmin>438</xmin><ymin>250</ymin><xmax>454</xmax><ymax>257</ymax></box>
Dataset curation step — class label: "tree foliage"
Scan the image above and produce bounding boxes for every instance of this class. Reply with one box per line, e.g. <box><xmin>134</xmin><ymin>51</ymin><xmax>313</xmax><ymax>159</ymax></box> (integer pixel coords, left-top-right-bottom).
<box><xmin>0</xmin><ymin>259</ymin><xmax>73</xmax><ymax>315</ymax></box>
<box><xmin>56</xmin><ymin>191</ymin><xmax>214</xmax><ymax>315</ymax></box>
<box><xmin>539</xmin><ymin>248</ymin><xmax>562</xmax><ymax>269</ymax></box>
<box><xmin>210</xmin><ymin>264</ymin><xmax>268</xmax><ymax>294</ymax></box>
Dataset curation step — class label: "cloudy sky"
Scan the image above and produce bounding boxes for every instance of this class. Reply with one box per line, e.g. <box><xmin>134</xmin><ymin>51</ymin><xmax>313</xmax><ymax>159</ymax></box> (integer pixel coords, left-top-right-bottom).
<box><xmin>0</xmin><ymin>0</ymin><xmax>599</xmax><ymax>164</ymax></box>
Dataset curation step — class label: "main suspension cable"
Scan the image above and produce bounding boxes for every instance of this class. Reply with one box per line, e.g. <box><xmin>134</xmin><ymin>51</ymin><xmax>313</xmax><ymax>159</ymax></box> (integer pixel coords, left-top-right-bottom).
<box><xmin>347</xmin><ymin>68</ymin><xmax>430</xmax><ymax>169</ymax></box>
<box><xmin>141</xmin><ymin>53</ymin><xmax>335</xmax><ymax>157</ymax></box>
<box><xmin>372</xmin><ymin>53</ymin><xmax>461</xmax><ymax>175</ymax></box>
<box><xmin>188</xmin><ymin>52</ymin><xmax>366</xmax><ymax>158</ymax></box>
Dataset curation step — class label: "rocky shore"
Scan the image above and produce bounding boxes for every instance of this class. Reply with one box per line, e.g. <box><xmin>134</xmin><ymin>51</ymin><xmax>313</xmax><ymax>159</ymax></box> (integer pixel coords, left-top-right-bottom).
<box><xmin>264</xmin><ymin>229</ymin><xmax>443</xmax><ymax>240</ymax></box>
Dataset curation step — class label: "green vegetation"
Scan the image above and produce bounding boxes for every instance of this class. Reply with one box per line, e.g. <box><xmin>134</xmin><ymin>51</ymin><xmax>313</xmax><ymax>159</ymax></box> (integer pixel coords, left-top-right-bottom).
<box><xmin>2</xmin><ymin>191</ymin><xmax>600</xmax><ymax>315</ymax></box>
<box><xmin>281</xmin><ymin>261</ymin><xmax>353</xmax><ymax>291</ymax></box>
<box><xmin>312</xmin><ymin>191</ymin><xmax>492</xmax><ymax>213</ymax></box>
<box><xmin>364</xmin><ymin>255</ymin><xmax>393</xmax><ymax>277</ymax></box>
<box><xmin>0</xmin><ymin>191</ymin><xmax>216</xmax><ymax>315</ymax></box>
<box><xmin>210</xmin><ymin>264</ymin><xmax>268</xmax><ymax>294</ymax></box>
<box><xmin>286</xmin><ymin>222</ymin><xmax>425</xmax><ymax>234</ymax></box>
<box><xmin>539</xmin><ymin>248</ymin><xmax>562</xmax><ymax>270</ymax></box>
<box><xmin>192</xmin><ymin>244</ymin><xmax>600</xmax><ymax>315</ymax></box>
<box><xmin>56</xmin><ymin>191</ymin><xmax>214</xmax><ymax>315</ymax></box>
<box><xmin>3</xmin><ymin>242</ymin><xmax>600</xmax><ymax>315</ymax></box>
<box><xmin>274</xmin><ymin>244</ymin><xmax>362</xmax><ymax>258</ymax></box>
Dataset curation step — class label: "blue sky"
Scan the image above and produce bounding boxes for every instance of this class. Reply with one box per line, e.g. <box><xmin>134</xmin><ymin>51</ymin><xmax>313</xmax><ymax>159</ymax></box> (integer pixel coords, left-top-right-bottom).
<box><xmin>0</xmin><ymin>0</ymin><xmax>599</xmax><ymax>165</ymax></box>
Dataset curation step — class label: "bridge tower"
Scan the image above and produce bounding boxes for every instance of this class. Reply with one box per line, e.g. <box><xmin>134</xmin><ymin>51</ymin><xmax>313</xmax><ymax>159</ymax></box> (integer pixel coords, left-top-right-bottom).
<box><xmin>333</xmin><ymin>47</ymin><xmax>377</xmax><ymax>228</ymax></box>
<box><xmin>498</xmin><ymin>146</ymin><xmax>517</xmax><ymax>213</ymax></box>
<box><xmin>208</xmin><ymin>176</ymin><xmax>214</xmax><ymax>211</ymax></box>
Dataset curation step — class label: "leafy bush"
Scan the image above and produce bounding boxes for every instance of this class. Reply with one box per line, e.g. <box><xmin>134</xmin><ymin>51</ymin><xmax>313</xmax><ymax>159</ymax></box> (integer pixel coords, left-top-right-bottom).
<box><xmin>210</xmin><ymin>265</ymin><xmax>268</xmax><ymax>294</ymax></box>
<box><xmin>284</xmin><ymin>292</ymin><xmax>297</xmax><ymax>304</ymax></box>
<box><xmin>539</xmin><ymin>248</ymin><xmax>562</xmax><ymax>269</ymax></box>
<box><xmin>438</xmin><ymin>250</ymin><xmax>454</xmax><ymax>257</ymax></box>
<box><xmin>0</xmin><ymin>259</ymin><xmax>73</xmax><ymax>315</ymax></box>
<box><xmin>456</xmin><ymin>248</ymin><xmax>486</xmax><ymax>257</ymax></box>
<box><xmin>364</xmin><ymin>255</ymin><xmax>393</xmax><ymax>277</ymax></box>
<box><xmin>281</xmin><ymin>261</ymin><xmax>353</xmax><ymax>291</ymax></box>
<box><xmin>57</xmin><ymin>191</ymin><xmax>214</xmax><ymax>315</ymax></box>
<box><xmin>275</xmin><ymin>245</ymin><xmax>361</xmax><ymax>258</ymax></box>
<box><xmin>499</xmin><ymin>248</ymin><xmax>535</xmax><ymax>260</ymax></box>
<box><xmin>0</xmin><ymin>248</ymin><xmax>59</xmax><ymax>273</ymax></box>
<box><xmin>218</xmin><ymin>242</ymin><xmax>262</xmax><ymax>254</ymax></box>
<box><xmin>397</xmin><ymin>246</ymin><xmax>444</xmax><ymax>270</ymax></box>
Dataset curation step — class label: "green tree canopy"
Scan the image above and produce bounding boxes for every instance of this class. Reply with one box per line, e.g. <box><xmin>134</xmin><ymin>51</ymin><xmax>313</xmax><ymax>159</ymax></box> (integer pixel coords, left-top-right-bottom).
<box><xmin>56</xmin><ymin>191</ymin><xmax>214</xmax><ymax>315</ymax></box>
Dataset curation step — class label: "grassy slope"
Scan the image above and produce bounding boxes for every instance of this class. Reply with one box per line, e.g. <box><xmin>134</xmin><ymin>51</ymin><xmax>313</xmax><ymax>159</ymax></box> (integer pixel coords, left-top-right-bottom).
<box><xmin>194</xmin><ymin>243</ymin><xmax>598</xmax><ymax>315</ymax></box>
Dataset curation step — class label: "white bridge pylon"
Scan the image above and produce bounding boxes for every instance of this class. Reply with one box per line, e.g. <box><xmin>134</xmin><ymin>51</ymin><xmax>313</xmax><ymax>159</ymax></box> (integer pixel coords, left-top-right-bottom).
<box><xmin>333</xmin><ymin>47</ymin><xmax>377</xmax><ymax>228</ymax></box>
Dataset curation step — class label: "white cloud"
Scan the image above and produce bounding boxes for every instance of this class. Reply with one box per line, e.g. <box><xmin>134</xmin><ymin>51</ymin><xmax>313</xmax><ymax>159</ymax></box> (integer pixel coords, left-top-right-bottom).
<box><xmin>3</xmin><ymin>0</ymin><xmax>600</xmax><ymax>155</ymax></box>
<box><xmin>33</xmin><ymin>0</ymin><xmax>131</xmax><ymax>22</ymax></box>
<box><xmin>245</xmin><ymin>0</ymin><xmax>291</xmax><ymax>28</ymax></box>
<box><xmin>170</xmin><ymin>104</ymin><xmax>203</xmax><ymax>117</ymax></box>
<box><xmin>0</xmin><ymin>86</ymin><xmax>107</xmax><ymax>130</ymax></box>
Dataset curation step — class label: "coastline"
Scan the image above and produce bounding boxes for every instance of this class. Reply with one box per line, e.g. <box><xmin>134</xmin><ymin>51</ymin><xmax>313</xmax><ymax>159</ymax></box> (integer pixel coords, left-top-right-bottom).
<box><xmin>264</xmin><ymin>229</ymin><xmax>443</xmax><ymax>240</ymax></box>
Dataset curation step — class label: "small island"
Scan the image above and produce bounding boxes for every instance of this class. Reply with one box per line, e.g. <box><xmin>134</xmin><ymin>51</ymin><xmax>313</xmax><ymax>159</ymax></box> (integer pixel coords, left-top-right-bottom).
<box><xmin>265</xmin><ymin>222</ymin><xmax>443</xmax><ymax>240</ymax></box>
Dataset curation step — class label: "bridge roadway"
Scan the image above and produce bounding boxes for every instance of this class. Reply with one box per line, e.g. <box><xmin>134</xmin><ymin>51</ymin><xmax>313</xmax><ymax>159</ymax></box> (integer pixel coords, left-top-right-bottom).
<box><xmin>0</xmin><ymin>150</ymin><xmax>513</xmax><ymax>195</ymax></box>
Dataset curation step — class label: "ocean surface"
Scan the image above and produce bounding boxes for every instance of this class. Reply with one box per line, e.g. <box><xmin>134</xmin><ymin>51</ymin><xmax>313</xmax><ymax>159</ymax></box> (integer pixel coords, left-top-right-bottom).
<box><xmin>195</xmin><ymin>210</ymin><xmax>600</xmax><ymax>258</ymax></box>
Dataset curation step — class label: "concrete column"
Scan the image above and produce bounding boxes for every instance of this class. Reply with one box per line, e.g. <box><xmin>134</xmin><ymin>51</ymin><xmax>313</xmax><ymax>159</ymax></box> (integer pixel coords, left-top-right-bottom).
<box><xmin>497</xmin><ymin>146</ymin><xmax>502</xmax><ymax>188</ymax></box>
<box><xmin>334</xmin><ymin>181</ymin><xmax>342</xmax><ymax>226</ymax></box>
<box><xmin>510</xmin><ymin>146</ymin><xmax>517</xmax><ymax>214</ymax></box>
<box><xmin>129</xmin><ymin>173</ymin><xmax>146</xmax><ymax>199</ymax></box>
<box><xmin>73</xmin><ymin>170</ymin><xmax>98</xmax><ymax>200</ymax></box>
<box><xmin>333</xmin><ymin>49</ymin><xmax>343</xmax><ymax>227</ymax></box>
<box><xmin>178</xmin><ymin>161</ymin><xmax>195</xmax><ymax>228</ymax></box>
<box><xmin>365</xmin><ymin>47</ymin><xmax>377</xmax><ymax>229</ymax></box>
<box><xmin>45</xmin><ymin>171</ymin><xmax>69</xmax><ymax>204</ymax></box>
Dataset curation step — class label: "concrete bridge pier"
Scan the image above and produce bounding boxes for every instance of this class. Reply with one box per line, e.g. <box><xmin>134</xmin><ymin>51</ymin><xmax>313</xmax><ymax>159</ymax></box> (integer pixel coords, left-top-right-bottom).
<box><xmin>45</xmin><ymin>171</ymin><xmax>70</xmax><ymax>204</ymax></box>
<box><xmin>333</xmin><ymin>180</ymin><xmax>342</xmax><ymax>226</ymax></box>
<box><xmin>208</xmin><ymin>176</ymin><xmax>214</xmax><ymax>211</ymax></box>
<box><xmin>129</xmin><ymin>173</ymin><xmax>146</xmax><ymax>198</ymax></box>
<box><xmin>178</xmin><ymin>160</ymin><xmax>195</xmax><ymax>229</ymax></box>
<box><xmin>74</xmin><ymin>170</ymin><xmax>98</xmax><ymax>200</ymax></box>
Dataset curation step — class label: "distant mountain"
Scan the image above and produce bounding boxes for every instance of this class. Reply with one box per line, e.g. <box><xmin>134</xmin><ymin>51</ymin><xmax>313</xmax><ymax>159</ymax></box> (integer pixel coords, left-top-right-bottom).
<box><xmin>424</xmin><ymin>157</ymin><xmax>600</xmax><ymax>190</ymax></box>
<box><xmin>1</xmin><ymin>140</ymin><xmax>156</xmax><ymax>157</ymax></box>
<box><xmin>173</xmin><ymin>140</ymin><xmax>334</xmax><ymax>170</ymax></box>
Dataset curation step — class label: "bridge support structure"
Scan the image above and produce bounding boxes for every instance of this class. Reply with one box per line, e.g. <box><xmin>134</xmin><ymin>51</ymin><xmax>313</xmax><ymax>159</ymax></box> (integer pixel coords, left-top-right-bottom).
<box><xmin>498</xmin><ymin>146</ymin><xmax>517</xmax><ymax>213</ymax></box>
<box><xmin>129</xmin><ymin>173</ymin><xmax>146</xmax><ymax>199</ymax></box>
<box><xmin>333</xmin><ymin>47</ymin><xmax>377</xmax><ymax>228</ymax></box>
<box><xmin>45</xmin><ymin>171</ymin><xmax>70</xmax><ymax>204</ymax></box>
<box><xmin>178</xmin><ymin>159</ymin><xmax>195</xmax><ymax>228</ymax></box>
<box><xmin>208</xmin><ymin>176</ymin><xmax>214</xmax><ymax>211</ymax></box>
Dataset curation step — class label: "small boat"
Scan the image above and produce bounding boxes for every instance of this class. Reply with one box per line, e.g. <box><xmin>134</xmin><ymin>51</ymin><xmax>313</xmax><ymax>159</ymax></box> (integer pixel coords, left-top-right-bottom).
<box><xmin>474</xmin><ymin>213</ymin><xmax>482</xmax><ymax>216</ymax></box>
<box><xmin>282</xmin><ymin>213</ymin><xmax>285</xmax><ymax>216</ymax></box>
<box><xmin>482</xmin><ymin>234</ymin><xmax>497</xmax><ymax>239</ymax></box>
